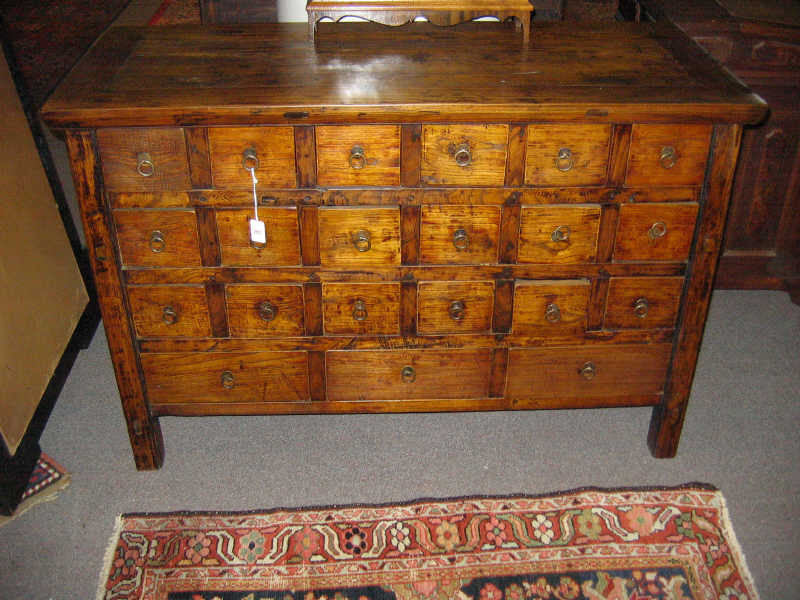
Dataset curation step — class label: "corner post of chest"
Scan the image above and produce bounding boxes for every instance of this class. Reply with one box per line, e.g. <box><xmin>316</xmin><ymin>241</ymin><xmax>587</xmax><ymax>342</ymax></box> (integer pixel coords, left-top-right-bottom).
<box><xmin>648</xmin><ymin>123</ymin><xmax>743</xmax><ymax>458</ymax></box>
<box><xmin>64</xmin><ymin>129</ymin><xmax>164</xmax><ymax>470</ymax></box>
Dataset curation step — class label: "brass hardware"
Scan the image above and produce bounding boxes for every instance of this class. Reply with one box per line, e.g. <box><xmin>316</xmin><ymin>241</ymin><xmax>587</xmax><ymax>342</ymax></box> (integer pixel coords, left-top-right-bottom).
<box><xmin>579</xmin><ymin>361</ymin><xmax>596</xmax><ymax>380</ymax></box>
<box><xmin>545</xmin><ymin>302</ymin><xmax>561</xmax><ymax>323</ymax></box>
<box><xmin>349</xmin><ymin>145</ymin><xmax>366</xmax><ymax>170</ymax></box>
<box><xmin>162</xmin><ymin>306</ymin><xmax>178</xmax><ymax>325</ymax></box>
<box><xmin>648</xmin><ymin>221</ymin><xmax>667</xmax><ymax>240</ymax></box>
<box><xmin>221</xmin><ymin>370</ymin><xmax>235</xmax><ymax>389</ymax></box>
<box><xmin>401</xmin><ymin>365</ymin><xmax>416</xmax><ymax>383</ymax></box>
<box><xmin>554</xmin><ymin>147</ymin><xmax>574</xmax><ymax>172</ymax></box>
<box><xmin>453</xmin><ymin>143</ymin><xmax>472</xmax><ymax>167</ymax></box>
<box><xmin>149</xmin><ymin>230</ymin><xmax>166</xmax><ymax>253</ymax></box>
<box><xmin>659</xmin><ymin>146</ymin><xmax>677</xmax><ymax>169</ymax></box>
<box><xmin>452</xmin><ymin>228</ymin><xmax>470</xmax><ymax>250</ymax></box>
<box><xmin>136</xmin><ymin>152</ymin><xmax>154</xmax><ymax>177</ymax></box>
<box><xmin>260</xmin><ymin>196</ymin><xmax>277</xmax><ymax>205</ymax></box>
<box><xmin>351</xmin><ymin>230</ymin><xmax>371</xmax><ymax>252</ymax></box>
<box><xmin>242</xmin><ymin>147</ymin><xmax>259</xmax><ymax>170</ymax></box>
<box><xmin>352</xmin><ymin>299</ymin><xmax>368</xmax><ymax>322</ymax></box>
<box><xmin>448</xmin><ymin>300</ymin><xmax>465</xmax><ymax>321</ymax></box>
<box><xmin>551</xmin><ymin>225</ymin><xmax>571</xmax><ymax>243</ymax></box>
<box><xmin>633</xmin><ymin>297</ymin><xmax>649</xmax><ymax>318</ymax></box>
<box><xmin>257</xmin><ymin>300</ymin><xmax>276</xmax><ymax>322</ymax></box>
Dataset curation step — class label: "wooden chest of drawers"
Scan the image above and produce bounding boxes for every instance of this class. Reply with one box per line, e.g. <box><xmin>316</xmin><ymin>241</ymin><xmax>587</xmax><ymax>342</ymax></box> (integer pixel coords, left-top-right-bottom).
<box><xmin>41</xmin><ymin>22</ymin><xmax>766</xmax><ymax>469</ymax></box>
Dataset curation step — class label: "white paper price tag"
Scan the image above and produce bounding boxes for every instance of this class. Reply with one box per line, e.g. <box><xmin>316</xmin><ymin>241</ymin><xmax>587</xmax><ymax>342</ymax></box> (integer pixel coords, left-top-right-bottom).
<box><xmin>249</xmin><ymin>218</ymin><xmax>266</xmax><ymax>245</ymax></box>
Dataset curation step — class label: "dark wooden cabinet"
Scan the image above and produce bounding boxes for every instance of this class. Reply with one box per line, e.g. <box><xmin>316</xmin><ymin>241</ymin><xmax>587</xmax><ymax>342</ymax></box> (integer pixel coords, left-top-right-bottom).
<box><xmin>623</xmin><ymin>0</ymin><xmax>800</xmax><ymax>302</ymax></box>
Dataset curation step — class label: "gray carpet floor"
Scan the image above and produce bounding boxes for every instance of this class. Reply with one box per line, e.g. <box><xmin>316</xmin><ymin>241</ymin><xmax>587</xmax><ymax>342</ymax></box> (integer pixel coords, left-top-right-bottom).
<box><xmin>0</xmin><ymin>289</ymin><xmax>798</xmax><ymax>598</ymax></box>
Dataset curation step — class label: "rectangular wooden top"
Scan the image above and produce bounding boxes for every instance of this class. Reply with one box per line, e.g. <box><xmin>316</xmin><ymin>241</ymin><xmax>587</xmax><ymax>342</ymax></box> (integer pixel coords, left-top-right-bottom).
<box><xmin>41</xmin><ymin>21</ymin><xmax>767</xmax><ymax>128</ymax></box>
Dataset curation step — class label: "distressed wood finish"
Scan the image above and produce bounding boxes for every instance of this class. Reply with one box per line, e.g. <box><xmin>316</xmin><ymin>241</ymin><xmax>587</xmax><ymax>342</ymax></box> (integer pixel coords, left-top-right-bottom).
<box><xmin>44</xmin><ymin>23</ymin><xmax>766</xmax><ymax>467</ymax></box>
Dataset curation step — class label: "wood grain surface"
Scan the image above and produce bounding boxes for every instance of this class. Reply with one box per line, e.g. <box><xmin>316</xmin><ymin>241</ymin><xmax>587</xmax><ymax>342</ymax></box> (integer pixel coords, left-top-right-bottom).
<box><xmin>614</xmin><ymin>203</ymin><xmax>699</xmax><ymax>261</ymax></box>
<box><xmin>225</xmin><ymin>284</ymin><xmax>305</xmax><ymax>337</ymax></box>
<box><xmin>512</xmin><ymin>279</ymin><xmax>590</xmax><ymax>336</ymax></box>
<box><xmin>626</xmin><ymin>124</ymin><xmax>712</xmax><ymax>186</ymax></box>
<box><xmin>114</xmin><ymin>210</ymin><xmax>201</xmax><ymax>267</ymax></box>
<box><xmin>525</xmin><ymin>124</ymin><xmax>612</xmax><ymax>186</ymax></box>
<box><xmin>421</xmin><ymin>124</ymin><xmax>508</xmax><ymax>186</ymax></box>
<box><xmin>216</xmin><ymin>208</ymin><xmax>301</xmax><ymax>266</ymax></box>
<box><xmin>604</xmin><ymin>276</ymin><xmax>684</xmax><ymax>330</ymax></box>
<box><xmin>208</xmin><ymin>126</ymin><xmax>296</xmax><ymax>189</ymax></box>
<box><xmin>127</xmin><ymin>285</ymin><xmax>212</xmax><ymax>338</ymax></box>
<box><xmin>97</xmin><ymin>128</ymin><xmax>190</xmax><ymax>191</ymax></box>
<box><xmin>318</xmin><ymin>207</ymin><xmax>401</xmax><ymax>267</ymax></box>
<box><xmin>517</xmin><ymin>205</ymin><xmax>601</xmax><ymax>263</ymax></box>
<box><xmin>316</xmin><ymin>125</ymin><xmax>401</xmax><ymax>186</ymax></box>
<box><xmin>419</xmin><ymin>205</ymin><xmax>501</xmax><ymax>264</ymax></box>
<box><xmin>417</xmin><ymin>281</ymin><xmax>494</xmax><ymax>334</ymax></box>
<box><xmin>322</xmin><ymin>283</ymin><xmax>400</xmax><ymax>335</ymax></box>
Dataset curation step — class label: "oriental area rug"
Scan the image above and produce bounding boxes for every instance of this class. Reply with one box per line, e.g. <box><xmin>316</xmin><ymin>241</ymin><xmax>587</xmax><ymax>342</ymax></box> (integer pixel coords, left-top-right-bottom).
<box><xmin>0</xmin><ymin>453</ymin><xmax>70</xmax><ymax>526</ymax></box>
<box><xmin>98</xmin><ymin>486</ymin><xmax>758</xmax><ymax>600</ymax></box>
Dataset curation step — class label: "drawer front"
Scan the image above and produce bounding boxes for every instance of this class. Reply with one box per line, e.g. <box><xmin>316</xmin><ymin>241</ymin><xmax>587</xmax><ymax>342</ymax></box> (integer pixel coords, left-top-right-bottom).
<box><xmin>605</xmin><ymin>277</ymin><xmax>684</xmax><ymax>330</ymax></box>
<box><xmin>512</xmin><ymin>279</ymin><xmax>590</xmax><ymax>337</ymax></box>
<box><xmin>97</xmin><ymin>128</ymin><xmax>190</xmax><ymax>191</ymax></box>
<box><xmin>318</xmin><ymin>207</ymin><xmax>401</xmax><ymax>267</ymax></box>
<box><xmin>127</xmin><ymin>286</ymin><xmax>211</xmax><ymax>338</ymax></box>
<box><xmin>421</xmin><ymin>124</ymin><xmax>508</xmax><ymax>186</ymax></box>
<box><xmin>208</xmin><ymin>127</ymin><xmax>296</xmax><ymax>189</ymax></box>
<box><xmin>525</xmin><ymin>124</ymin><xmax>611</xmax><ymax>186</ymax></box>
<box><xmin>115</xmin><ymin>210</ymin><xmax>201</xmax><ymax>267</ymax></box>
<box><xmin>517</xmin><ymin>205</ymin><xmax>601</xmax><ymax>263</ymax></box>
<box><xmin>626</xmin><ymin>125</ymin><xmax>712</xmax><ymax>186</ymax></box>
<box><xmin>417</xmin><ymin>281</ymin><xmax>494</xmax><ymax>334</ymax></box>
<box><xmin>142</xmin><ymin>351</ymin><xmax>309</xmax><ymax>405</ymax></box>
<box><xmin>507</xmin><ymin>344</ymin><xmax>672</xmax><ymax>400</ymax></box>
<box><xmin>326</xmin><ymin>349</ymin><xmax>492</xmax><ymax>401</ymax></box>
<box><xmin>420</xmin><ymin>205</ymin><xmax>501</xmax><ymax>264</ymax></box>
<box><xmin>216</xmin><ymin>208</ymin><xmax>301</xmax><ymax>266</ymax></box>
<box><xmin>226</xmin><ymin>284</ymin><xmax>305</xmax><ymax>337</ymax></box>
<box><xmin>316</xmin><ymin>126</ymin><xmax>401</xmax><ymax>186</ymax></box>
<box><xmin>322</xmin><ymin>283</ymin><xmax>400</xmax><ymax>335</ymax></box>
<box><xmin>614</xmin><ymin>203</ymin><xmax>699</xmax><ymax>261</ymax></box>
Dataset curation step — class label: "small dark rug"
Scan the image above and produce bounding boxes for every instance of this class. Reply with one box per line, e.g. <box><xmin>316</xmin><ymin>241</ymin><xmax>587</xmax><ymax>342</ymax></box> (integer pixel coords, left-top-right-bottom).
<box><xmin>0</xmin><ymin>453</ymin><xmax>70</xmax><ymax>527</ymax></box>
<box><xmin>0</xmin><ymin>0</ymin><xmax>131</xmax><ymax>107</ymax></box>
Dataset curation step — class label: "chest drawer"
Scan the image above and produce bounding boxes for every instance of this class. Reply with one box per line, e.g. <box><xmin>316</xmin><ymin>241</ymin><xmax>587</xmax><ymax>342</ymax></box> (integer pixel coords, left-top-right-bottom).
<box><xmin>525</xmin><ymin>124</ymin><xmax>612</xmax><ymax>186</ymax></box>
<box><xmin>141</xmin><ymin>351</ymin><xmax>310</xmax><ymax>405</ymax></box>
<box><xmin>419</xmin><ymin>205</ymin><xmax>501</xmax><ymax>264</ymax></box>
<box><xmin>614</xmin><ymin>203</ymin><xmax>699</xmax><ymax>262</ymax></box>
<box><xmin>318</xmin><ymin>207</ymin><xmax>401</xmax><ymax>267</ymax></box>
<box><xmin>127</xmin><ymin>285</ymin><xmax>212</xmax><ymax>338</ymax></box>
<box><xmin>417</xmin><ymin>281</ymin><xmax>495</xmax><ymax>334</ymax></box>
<box><xmin>114</xmin><ymin>210</ymin><xmax>201</xmax><ymax>267</ymax></box>
<box><xmin>604</xmin><ymin>277</ymin><xmax>684</xmax><ymax>330</ymax></box>
<box><xmin>326</xmin><ymin>349</ymin><xmax>492</xmax><ymax>401</ymax></box>
<box><xmin>512</xmin><ymin>279</ymin><xmax>590</xmax><ymax>337</ymax></box>
<box><xmin>216</xmin><ymin>208</ymin><xmax>301</xmax><ymax>266</ymax></box>
<box><xmin>207</xmin><ymin>126</ymin><xmax>296</xmax><ymax>189</ymax></box>
<box><xmin>97</xmin><ymin>128</ymin><xmax>190</xmax><ymax>191</ymax></box>
<box><xmin>421</xmin><ymin>124</ymin><xmax>508</xmax><ymax>186</ymax></box>
<box><xmin>316</xmin><ymin>125</ymin><xmax>401</xmax><ymax>186</ymax></box>
<box><xmin>226</xmin><ymin>284</ymin><xmax>305</xmax><ymax>337</ymax></box>
<box><xmin>322</xmin><ymin>283</ymin><xmax>400</xmax><ymax>335</ymax></box>
<box><xmin>626</xmin><ymin>124</ymin><xmax>712</xmax><ymax>186</ymax></box>
<box><xmin>517</xmin><ymin>205</ymin><xmax>601</xmax><ymax>264</ymax></box>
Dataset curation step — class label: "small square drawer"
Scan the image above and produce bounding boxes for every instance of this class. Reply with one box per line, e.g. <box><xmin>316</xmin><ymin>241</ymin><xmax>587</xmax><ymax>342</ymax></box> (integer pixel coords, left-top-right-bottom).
<box><xmin>216</xmin><ymin>208</ymin><xmax>301</xmax><ymax>266</ymax></box>
<box><xmin>322</xmin><ymin>283</ymin><xmax>400</xmax><ymax>335</ymax></box>
<box><xmin>421</xmin><ymin>124</ymin><xmax>508</xmax><ymax>186</ymax></box>
<box><xmin>512</xmin><ymin>279</ymin><xmax>590</xmax><ymax>337</ymax></box>
<box><xmin>318</xmin><ymin>207</ymin><xmax>401</xmax><ymax>267</ymax></box>
<box><xmin>127</xmin><ymin>285</ymin><xmax>211</xmax><ymax>338</ymax></box>
<box><xmin>506</xmin><ymin>344</ymin><xmax>672</xmax><ymax>401</ymax></box>
<box><xmin>141</xmin><ymin>351</ymin><xmax>309</xmax><ymax>405</ymax></box>
<box><xmin>525</xmin><ymin>124</ymin><xmax>611</xmax><ymax>186</ymax></box>
<box><xmin>517</xmin><ymin>205</ymin><xmax>601</xmax><ymax>263</ymax></box>
<box><xmin>420</xmin><ymin>205</ymin><xmax>501</xmax><ymax>264</ymax></box>
<box><xmin>208</xmin><ymin>127</ymin><xmax>296</xmax><ymax>189</ymax></box>
<box><xmin>316</xmin><ymin>126</ymin><xmax>400</xmax><ymax>186</ymax></box>
<box><xmin>114</xmin><ymin>210</ymin><xmax>201</xmax><ymax>267</ymax></box>
<box><xmin>326</xmin><ymin>349</ymin><xmax>492</xmax><ymax>401</ymax></box>
<box><xmin>614</xmin><ymin>203</ymin><xmax>699</xmax><ymax>261</ymax></box>
<box><xmin>604</xmin><ymin>277</ymin><xmax>684</xmax><ymax>330</ymax></box>
<box><xmin>226</xmin><ymin>284</ymin><xmax>305</xmax><ymax>337</ymax></box>
<box><xmin>625</xmin><ymin>125</ymin><xmax>712</xmax><ymax>186</ymax></box>
<box><xmin>417</xmin><ymin>281</ymin><xmax>494</xmax><ymax>334</ymax></box>
<box><xmin>97</xmin><ymin>128</ymin><xmax>190</xmax><ymax>191</ymax></box>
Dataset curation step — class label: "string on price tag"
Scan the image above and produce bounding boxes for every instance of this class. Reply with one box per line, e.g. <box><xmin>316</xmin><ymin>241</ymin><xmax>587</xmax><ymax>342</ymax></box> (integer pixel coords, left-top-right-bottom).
<box><xmin>247</xmin><ymin>163</ymin><xmax>266</xmax><ymax>247</ymax></box>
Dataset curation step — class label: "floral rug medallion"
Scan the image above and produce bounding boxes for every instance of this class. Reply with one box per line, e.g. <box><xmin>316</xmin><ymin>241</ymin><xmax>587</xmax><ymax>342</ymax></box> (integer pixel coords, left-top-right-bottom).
<box><xmin>98</xmin><ymin>486</ymin><xmax>758</xmax><ymax>600</ymax></box>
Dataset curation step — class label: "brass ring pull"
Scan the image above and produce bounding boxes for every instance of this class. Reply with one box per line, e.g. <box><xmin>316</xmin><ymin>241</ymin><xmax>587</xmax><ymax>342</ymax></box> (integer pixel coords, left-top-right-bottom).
<box><xmin>452</xmin><ymin>228</ymin><xmax>470</xmax><ymax>250</ymax></box>
<box><xmin>351</xmin><ymin>230</ymin><xmax>371</xmax><ymax>252</ymax></box>
<box><xmin>579</xmin><ymin>361</ymin><xmax>596</xmax><ymax>381</ymax></box>
<box><xmin>352</xmin><ymin>300</ymin><xmax>368</xmax><ymax>322</ymax></box>
<box><xmin>136</xmin><ymin>152</ymin><xmax>154</xmax><ymax>177</ymax></box>
<box><xmin>555</xmin><ymin>147</ymin><xmax>574</xmax><ymax>172</ymax></box>
<box><xmin>648</xmin><ymin>221</ymin><xmax>667</xmax><ymax>240</ymax></box>
<box><xmin>221</xmin><ymin>370</ymin><xmax>235</xmax><ymax>389</ymax></box>
<box><xmin>633</xmin><ymin>297</ymin><xmax>649</xmax><ymax>319</ymax></box>
<box><xmin>453</xmin><ymin>143</ymin><xmax>472</xmax><ymax>167</ymax></box>
<box><xmin>149</xmin><ymin>230</ymin><xmax>166</xmax><ymax>253</ymax></box>
<box><xmin>551</xmin><ymin>225</ymin><xmax>571</xmax><ymax>243</ymax></box>
<box><xmin>242</xmin><ymin>147</ymin><xmax>260</xmax><ymax>171</ymax></box>
<box><xmin>448</xmin><ymin>300</ymin><xmax>465</xmax><ymax>321</ymax></box>
<box><xmin>401</xmin><ymin>365</ymin><xmax>416</xmax><ymax>383</ymax></box>
<box><xmin>349</xmin><ymin>145</ymin><xmax>366</xmax><ymax>170</ymax></box>
<box><xmin>162</xmin><ymin>306</ymin><xmax>178</xmax><ymax>325</ymax></box>
<box><xmin>660</xmin><ymin>146</ymin><xmax>677</xmax><ymax>169</ymax></box>
<box><xmin>257</xmin><ymin>300</ymin><xmax>276</xmax><ymax>322</ymax></box>
<box><xmin>545</xmin><ymin>302</ymin><xmax>561</xmax><ymax>323</ymax></box>
<box><xmin>250</xmin><ymin>235</ymin><xmax>267</xmax><ymax>250</ymax></box>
